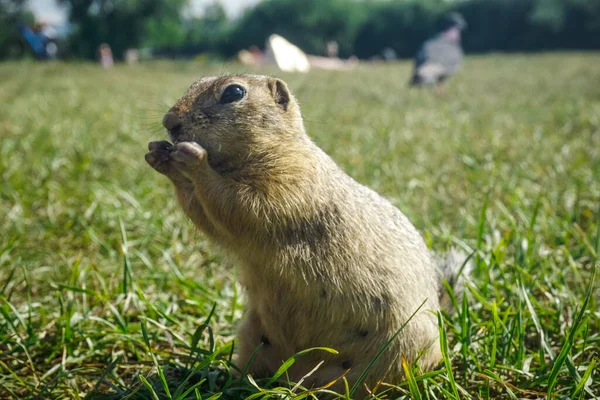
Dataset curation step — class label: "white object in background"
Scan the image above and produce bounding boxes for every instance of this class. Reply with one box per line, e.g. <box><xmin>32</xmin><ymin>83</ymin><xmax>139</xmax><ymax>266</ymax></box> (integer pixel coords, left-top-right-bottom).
<box><xmin>266</xmin><ymin>34</ymin><xmax>310</xmax><ymax>73</ymax></box>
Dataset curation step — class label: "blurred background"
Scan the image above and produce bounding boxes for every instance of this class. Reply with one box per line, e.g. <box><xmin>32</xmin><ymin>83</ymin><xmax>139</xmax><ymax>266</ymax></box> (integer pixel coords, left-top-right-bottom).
<box><xmin>2</xmin><ymin>0</ymin><xmax>600</xmax><ymax>63</ymax></box>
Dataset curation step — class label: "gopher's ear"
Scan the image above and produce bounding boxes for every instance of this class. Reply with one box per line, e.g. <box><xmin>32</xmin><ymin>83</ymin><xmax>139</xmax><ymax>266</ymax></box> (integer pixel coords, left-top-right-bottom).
<box><xmin>267</xmin><ymin>78</ymin><xmax>291</xmax><ymax>111</ymax></box>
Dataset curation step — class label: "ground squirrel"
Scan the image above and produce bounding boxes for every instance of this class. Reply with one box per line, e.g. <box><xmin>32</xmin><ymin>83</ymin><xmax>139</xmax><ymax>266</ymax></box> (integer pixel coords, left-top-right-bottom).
<box><xmin>145</xmin><ymin>74</ymin><xmax>471</xmax><ymax>395</ymax></box>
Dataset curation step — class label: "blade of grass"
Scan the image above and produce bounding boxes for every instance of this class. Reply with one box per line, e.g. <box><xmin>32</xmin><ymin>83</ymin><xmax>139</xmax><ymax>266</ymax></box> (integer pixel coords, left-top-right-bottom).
<box><xmin>594</xmin><ymin>200</ymin><xmax>600</xmax><ymax>260</ymax></box>
<box><xmin>187</xmin><ymin>302</ymin><xmax>217</xmax><ymax>369</ymax></box>
<box><xmin>571</xmin><ymin>358</ymin><xmax>596</xmax><ymax>399</ymax></box>
<box><xmin>139</xmin><ymin>375</ymin><xmax>161</xmax><ymax>400</ymax></box>
<box><xmin>175</xmin><ymin>378</ymin><xmax>207</xmax><ymax>399</ymax></box>
<box><xmin>239</xmin><ymin>342</ymin><xmax>264</xmax><ymax>382</ymax></box>
<box><xmin>0</xmin><ymin>266</ymin><xmax>17</xmax><ymax>297</ymax></box>
<box><xmin>516</xmin><ymin>296</ymin><xmax>524</xmax><ymax>370</ymax></box>
<box><xmin>402</xmin><ymin>355</ymin><xmax>422</xmax><ymax>400</ymax></box>
<box><xmin>490</xmin><ymin>301</ymin><xmax>498</xmax><ymax>368</ymax></box>
<box><xmin>84</xmin><ymin>356</ymin><xmax>123</xmax><ymax>399</ymax></box>
<box><xmin>546</xmin><ymin>266</ymin><xmax>596</xmax><ymax>398</ymax></box>
<box><xmin>438</xmin><ymin>312</ymin><xmax>459</xmax><ymax>399</ymax></box>
<box><xmin>480</xmin><ymin>370</ymin><xmax>518</xmax><ymax>400</ymax></box>
<box><xmin>265</xmin><ymin>347</ymin><xmax>339</xmax><ymax>387</ymax></box>
<box><xmin>475</xmin><ymin>189</ymin><xmax>491</xmax><ymax>270</ymax></box>
<box><xmin>460</xmin><ymin>291</ymin><xmax>471</xmax><ymax>377</ymax></box>
<box><xmin>51</xmin><ymin>283</ymin><xmax>99</xmax><ymax>297</ymax></box>
<box><xmin>173</xmin><ymin>305</ymin><xmax>219</xmax><ymax>399</ymax></box>
<box><xmin>119</xmin><ymin>217</ymin><xmax>132</xmax><ymax>294</ymax></box>
<box><xmin>141</xmin><ymin>319</ymin><xmax>172</xmax><ymax>399</ymax></box>
<box><xmin>521</xmin><ymin>284</ymin><xmax>554</xmax><ymax>359</ymax></box>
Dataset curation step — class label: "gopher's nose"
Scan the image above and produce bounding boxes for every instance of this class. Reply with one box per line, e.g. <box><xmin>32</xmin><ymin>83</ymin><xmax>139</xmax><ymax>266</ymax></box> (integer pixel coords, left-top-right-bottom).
<box><xmin>162</xmin><ymin>111</ymin><xmax>182</xmax><ymax>131</ymax></box>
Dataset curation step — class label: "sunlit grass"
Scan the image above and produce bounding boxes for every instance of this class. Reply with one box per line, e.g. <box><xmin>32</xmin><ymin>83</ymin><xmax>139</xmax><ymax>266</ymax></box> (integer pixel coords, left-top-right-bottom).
<box><xmin>0</xmin><ymin>53</ymin><xmax>599</xmax><ymax>399</ymax></box>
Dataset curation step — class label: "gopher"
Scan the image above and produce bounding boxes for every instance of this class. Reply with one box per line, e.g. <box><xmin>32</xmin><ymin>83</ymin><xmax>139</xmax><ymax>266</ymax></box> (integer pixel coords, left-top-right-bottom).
<box><xmin>145</xmin><ymin>74</ymin><xmax>470</xmax><ymax>395</ymax></box>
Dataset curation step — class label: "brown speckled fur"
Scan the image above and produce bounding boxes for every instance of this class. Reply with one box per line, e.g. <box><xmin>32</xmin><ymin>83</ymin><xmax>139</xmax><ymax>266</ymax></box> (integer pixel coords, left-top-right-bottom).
<box><xmin>145</xmin><ymin>74</ymin><xmax>468</xmax><ymax>396</ymax></box>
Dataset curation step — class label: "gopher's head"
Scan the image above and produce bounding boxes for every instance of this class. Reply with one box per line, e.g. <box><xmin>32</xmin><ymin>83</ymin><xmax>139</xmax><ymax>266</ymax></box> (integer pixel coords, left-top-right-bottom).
<box><xmin>162</xmin><ymin>75</ymin><xmax>304</xmax><ymax>173</ymax></box>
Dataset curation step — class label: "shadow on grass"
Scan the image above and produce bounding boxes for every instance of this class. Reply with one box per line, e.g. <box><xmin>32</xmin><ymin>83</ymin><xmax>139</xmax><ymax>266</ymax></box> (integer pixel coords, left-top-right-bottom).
<box><xmin>83</xmin><ymin>363</ymin><xmax>258</xmax><ymax>400</ymax></box>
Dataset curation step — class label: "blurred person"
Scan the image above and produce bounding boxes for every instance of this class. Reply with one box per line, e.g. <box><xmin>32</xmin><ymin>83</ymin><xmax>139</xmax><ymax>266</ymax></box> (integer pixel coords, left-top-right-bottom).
<box><xmin>238</xmin><ymin>45</ymin><xmax>265</xmax><ymax>67</ymax></box>
<box><xmin>410</xmin><ymin>12</ymin><xmax>467</xmax><ymax>91</ymax></box>
<box><xmin>326</xmin><ymin>40</ymin><xmax>339</xmax><ymax>58</ymax></box>
<box><xmin>16</xmin><ymin>22</ymin><xmax>59</xmax><ymax>60</ymax></box>
<box><xmin>124</xmin><ymin>48</ymin><xmax>139</xmax><ymax>65</ymax></box>
<box><xmin>382</xmin><ymin>47</ymin><xmax>397</xmax><ymax>61</ymax></box>
<box><xmin>98</xmin><ymin>43</ymin><xmax>114</xmax><ymax>68</ymax></box>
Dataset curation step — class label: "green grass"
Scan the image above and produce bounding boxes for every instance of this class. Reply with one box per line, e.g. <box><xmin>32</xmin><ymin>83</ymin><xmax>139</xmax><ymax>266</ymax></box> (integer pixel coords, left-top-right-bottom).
<box><xmin>0</xmin><ymin>53</ymin><xmax>599</xmax><ymax>399</ymax></box>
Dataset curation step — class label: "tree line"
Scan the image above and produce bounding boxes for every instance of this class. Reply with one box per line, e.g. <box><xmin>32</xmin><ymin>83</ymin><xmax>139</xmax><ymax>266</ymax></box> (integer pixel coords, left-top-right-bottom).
<box><xmin>2</xmin><ymin>0</ymin><xmax>600</xmax><ymax>61</ymax></box>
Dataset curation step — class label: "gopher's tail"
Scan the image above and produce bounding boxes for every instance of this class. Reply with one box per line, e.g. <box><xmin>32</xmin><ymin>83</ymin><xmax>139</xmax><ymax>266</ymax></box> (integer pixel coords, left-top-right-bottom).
<box><xmin>435</xmin><ymin>248</ymin><xmax>473</xmax><ymax>312</ymax></box>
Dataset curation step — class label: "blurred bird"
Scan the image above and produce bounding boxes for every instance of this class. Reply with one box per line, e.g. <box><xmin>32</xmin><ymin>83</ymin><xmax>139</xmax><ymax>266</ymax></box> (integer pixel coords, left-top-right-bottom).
<box><xmin>410</xmin><ymin>13</ymin><xmax>467</xmax><ymax>91</ymax></box>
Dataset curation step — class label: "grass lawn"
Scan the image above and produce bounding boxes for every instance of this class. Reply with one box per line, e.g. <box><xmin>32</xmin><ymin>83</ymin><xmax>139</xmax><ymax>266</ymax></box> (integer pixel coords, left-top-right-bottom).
<box><xmin>0</xmin><ymin>53</ymin><xmax>599</xmax><ymax>399</ymax></box>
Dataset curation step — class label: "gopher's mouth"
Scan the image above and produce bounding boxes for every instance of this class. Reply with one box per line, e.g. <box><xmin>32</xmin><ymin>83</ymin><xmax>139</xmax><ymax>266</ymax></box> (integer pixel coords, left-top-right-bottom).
<box><xmin>167</xmin><ymin>126</ymin><xmax>183</xmax><ymax>143</ymax></box>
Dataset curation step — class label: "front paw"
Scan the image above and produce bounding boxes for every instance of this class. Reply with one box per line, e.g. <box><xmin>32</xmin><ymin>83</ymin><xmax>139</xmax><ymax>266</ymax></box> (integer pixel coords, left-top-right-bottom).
<box><xmin>171</xmin><ymin>142</ymin><xmax>209</xmax><ymax>171</ymax></box>
<box><xmin>145</xmin><ymin>140</ymin><xmax>173</xmax><ymax>175</ymax></box>
<box><xmin>145</xmin><ymin>140</ymin><xmax>191</xmax><ymax>185</ymax></box>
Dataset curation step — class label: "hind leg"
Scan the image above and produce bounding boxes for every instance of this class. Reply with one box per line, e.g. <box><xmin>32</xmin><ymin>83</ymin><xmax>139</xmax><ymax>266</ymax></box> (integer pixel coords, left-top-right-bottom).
<box><xmin>235</xmin><ymin>310</ymin><xmax>281</xmax><ymax>378</ymax></box>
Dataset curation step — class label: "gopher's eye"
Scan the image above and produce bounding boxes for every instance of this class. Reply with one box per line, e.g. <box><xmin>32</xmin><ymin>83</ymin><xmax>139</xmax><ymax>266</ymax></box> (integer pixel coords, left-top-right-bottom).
<box><xmin>220</xmin><ymin>84</ymin><xmax>246</xmax><ymax>104</ymax></box>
